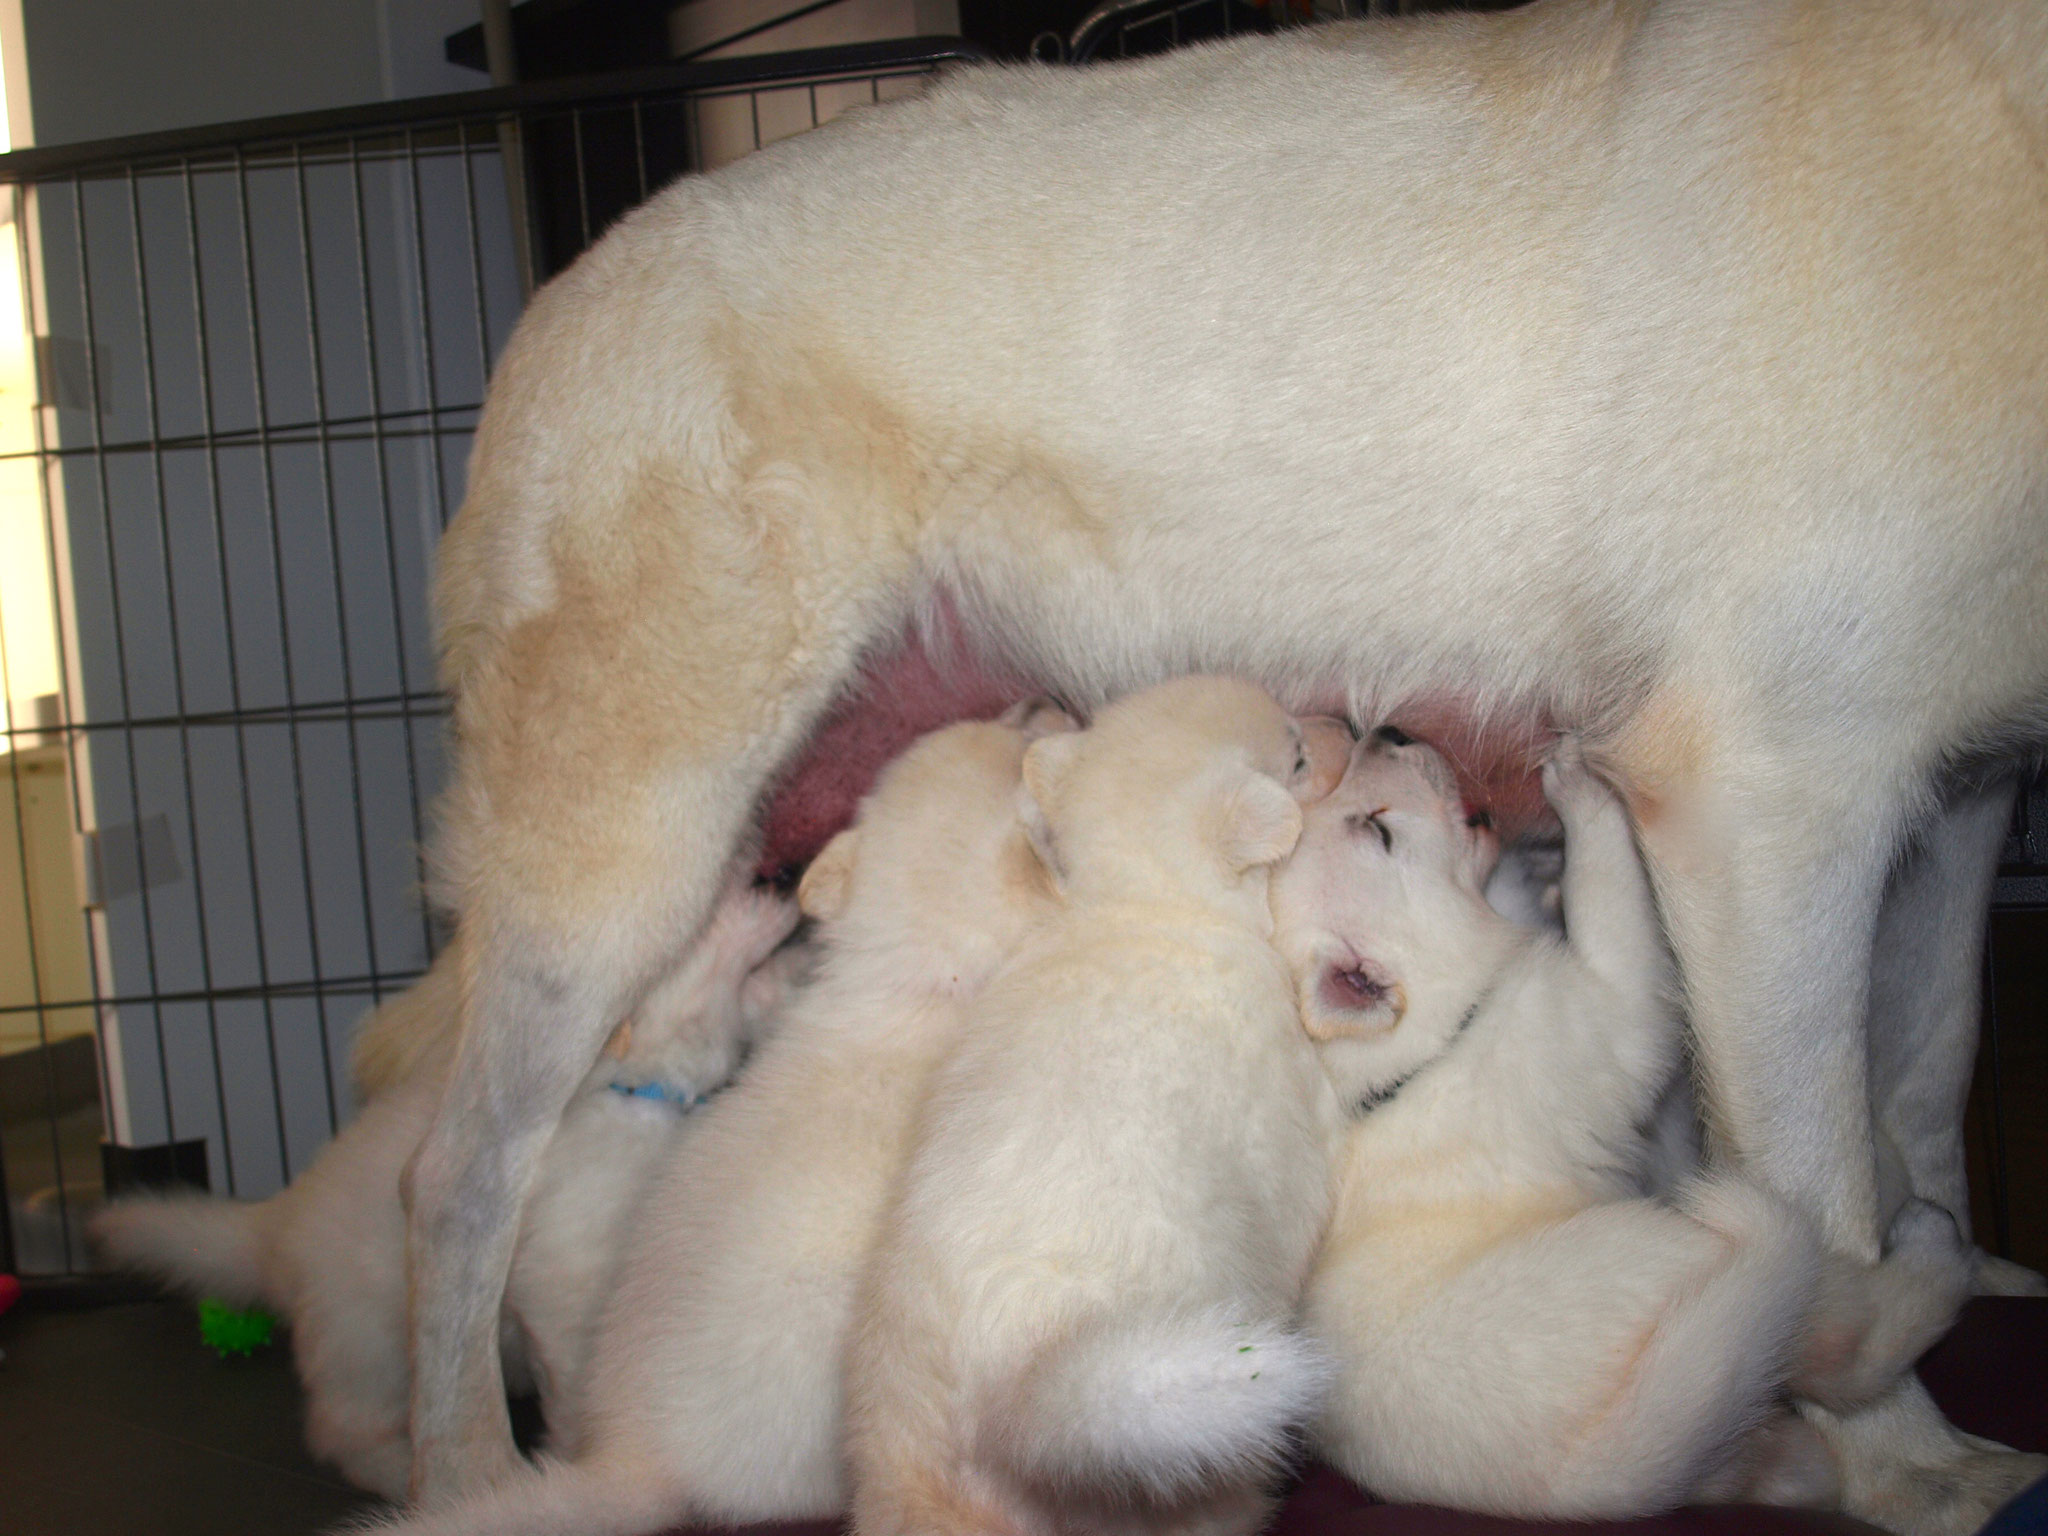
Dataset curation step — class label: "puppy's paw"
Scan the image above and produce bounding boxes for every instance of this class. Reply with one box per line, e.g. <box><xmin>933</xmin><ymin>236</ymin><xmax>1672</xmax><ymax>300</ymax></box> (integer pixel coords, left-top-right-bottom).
<box><xmin>1541</xmin><ymin>736</ymin><xmax>1622</xmax><ymax>824</ymax></box>
<box><xmin>1974</xmin><ymin>1251</ymin><xmax>2048</xmax><ymax>1297</ymax></box>
<box><xmin>1699</xmin><ymin>1411</ymin><xmax>1840</xmax><ymax>1509</ymax></box>
<box><xmin>1796</xmin><ymin>1213</ymin><xmax>1971</xmax><ymax>1414</ymax></box>
<box><xmin>1842</xmin><ymin>1436</ymin><xmax>2048</xmax><ymax>1536</ymax></box>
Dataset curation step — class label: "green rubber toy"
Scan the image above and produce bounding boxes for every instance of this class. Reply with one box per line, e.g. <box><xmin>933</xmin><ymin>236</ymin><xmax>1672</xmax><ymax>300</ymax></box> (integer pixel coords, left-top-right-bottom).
<box><xmin>198</xmin><ymin>1297</ymin><xmax>277</xmax><ymax>1358</ymax></box>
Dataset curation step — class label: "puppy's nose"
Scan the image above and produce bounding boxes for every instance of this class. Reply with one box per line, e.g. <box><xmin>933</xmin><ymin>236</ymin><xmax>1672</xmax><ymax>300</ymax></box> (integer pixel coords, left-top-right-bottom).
<box><xmin>1373</xmin><ymin>724</ymin><xmax>1414</xmax><ymax>747</ymax></box>
<box><xmin>1296</xmin><ymin>716</ymin><xmax>1355</xmax><ymax>803</ymax></box>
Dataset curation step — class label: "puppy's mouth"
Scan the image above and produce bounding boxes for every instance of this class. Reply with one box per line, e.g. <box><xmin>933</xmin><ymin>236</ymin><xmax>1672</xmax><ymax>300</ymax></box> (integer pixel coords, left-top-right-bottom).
<box><xmin>1323</xmin><ymin>965</ymin><xmax>1390</xmax><ymax>1011</ymax></box>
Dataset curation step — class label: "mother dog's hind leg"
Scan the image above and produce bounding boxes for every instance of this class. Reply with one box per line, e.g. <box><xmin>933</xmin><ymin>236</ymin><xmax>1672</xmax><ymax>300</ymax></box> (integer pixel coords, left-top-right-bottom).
<box><xmin>405</xmin><ymin>488</ymin><xmax>908</xmax><ymax>1503</ymax></box>
<box><xmin>1619</xmin><ymin>729</ymin><xmax>2046</xmax><ymax>1534</ymax></box>
<box><xmin>1867</xmin><ymin>773</ymin><xmax>2045</xmax><ymax>1296</ymax></box>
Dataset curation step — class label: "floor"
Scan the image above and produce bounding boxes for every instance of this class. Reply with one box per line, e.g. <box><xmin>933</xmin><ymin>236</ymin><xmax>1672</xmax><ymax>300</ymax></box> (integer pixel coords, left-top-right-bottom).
<box><xmin>3</xmin><ymin>1293</ymin><xmax>2046</xmax><ymax>1536</ymax></box>
<box><xmin>0</xmin><ymin>1298</ymin><xmax>376</xmax><ymax>1536</ymax></box>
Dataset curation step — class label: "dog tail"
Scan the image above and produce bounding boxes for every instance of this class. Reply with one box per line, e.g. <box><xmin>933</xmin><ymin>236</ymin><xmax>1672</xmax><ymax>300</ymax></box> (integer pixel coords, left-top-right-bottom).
<box><xmin>982</xmin><ymin>1308</ymin><xmax>1331</xmax><ymax>1503</ymax></box>
<box><xmin>341</xmin><ymin>1459</ymin><xmax>699</xmax><ymax>1536</ymax></box>
<box><xmin>88</xmin><ymin>1191</ymin><xmax>269</xmax><ymax>1307</ymax></box>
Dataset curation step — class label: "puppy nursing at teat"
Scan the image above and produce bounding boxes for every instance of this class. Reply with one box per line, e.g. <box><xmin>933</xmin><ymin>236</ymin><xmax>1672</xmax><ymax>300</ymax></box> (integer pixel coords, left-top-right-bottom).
<box><xmin>1273</xmin><ymin>731</ymin><xmax>1974</xmax><ymax>1519</ymax></box>
<box><xmin>88</xmin><ymin>881</ymin><xmax>798</xmax><ymax>1501</ymax></box>
<box><xmin>848</xmin><ymin>676</ymin><xmax>1350</xmax><ymax>1536</ymax></box>
<box><xmin>360</xmin><ymin>702</ymin><xmax>1075</xmax><ymax>1536</ymax></box>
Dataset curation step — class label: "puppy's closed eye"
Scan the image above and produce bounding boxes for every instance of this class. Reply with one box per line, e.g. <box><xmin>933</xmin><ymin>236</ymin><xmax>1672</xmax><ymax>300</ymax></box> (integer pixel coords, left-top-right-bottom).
<box><xmin>1347</xmin><ymin>810</ymin><xmax>1393</xmax><ymax>852</ymax></box>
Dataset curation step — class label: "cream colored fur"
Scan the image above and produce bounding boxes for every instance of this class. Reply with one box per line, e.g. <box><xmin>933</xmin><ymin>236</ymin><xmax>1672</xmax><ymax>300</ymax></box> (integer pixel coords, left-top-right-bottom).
<box><xmin>358</xmin><ymin>703</ymin><xmax>1072</xmax><ymax>1536</ymax></box>
<box><xmin>89</xmin><ymin>883</ymin><xmax>795</xmax><ymax>1501</ymax></box>
<box><xmin>1276</xmin><ymin>734</ymin><xmax>1973</xmax><ymax>1519</ymax></box>
<box><xmin>846</xmin><ymin>677</ymin><xmax>1347</xmax><ymax>1536</ymax></box>
<box><xmin>406</xmin><ymin>5</ymin><xmax>2048</xmax><ymax>1526</ymax></box>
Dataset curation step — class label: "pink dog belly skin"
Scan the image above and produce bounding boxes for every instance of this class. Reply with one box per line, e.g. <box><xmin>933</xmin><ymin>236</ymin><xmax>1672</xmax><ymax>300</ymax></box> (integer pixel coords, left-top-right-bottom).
<box><xmin>753</xmin><ymin>620</ymin><xmax>1031</xmax><ymax>881</ymax></box>
<box><xmin>756</xmin><ymin>645</ymin><xmax>1553</xmax><ymax>882</ymax></box>
<box><xmin>1378</xmin><ymin>697</ymin><xmax>1553</xmax><ymax>843</ymax></box>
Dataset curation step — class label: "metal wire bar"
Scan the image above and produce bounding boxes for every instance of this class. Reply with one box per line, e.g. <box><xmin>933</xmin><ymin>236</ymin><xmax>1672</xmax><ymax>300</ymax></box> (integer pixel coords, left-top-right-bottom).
<box><xmin>178</xmin><ymin>152</ymin><xmax>298</xmax><ymax>1187</ymax></box>
<box><xmin>20</xmin><ymin>176</ymin><xmax>125</xmax><ymax>1270</ymax></box>
<box><xmin>1982</xmin><ymin>933</ymin><xmax>2013</xmax><ymax>1259</ymax></box>
<box><xmin>0</xmin><ymin>690</ymin><xmax>444</xmax><ymax>741</ymax></box>
<box><xmin>371</xmin><ymin>130</ymin><xmax>441</xmax><ymax>984</ymax></box>
<box><xmin>291</xmin><ymin>141</ymin><xmax>375</xmax><ymax>1138</ymax></box>
<box><xmin>572</xmin><ymin>109</ymin><xmax>593</xmax><ymax>254</ymax></box>
<box><xmin>456</xmin><ymin>136</ymin><xmax>496</xmax><ymax>515</ymax></box>
<box><xmin>632</xmin><ymin>101</ymin><xmax>650</xmax><ymax>203</ymax></box>
<box><xmin>234</xmin><ymin>141</ymin><xmax>341</xmax><ymax>1177</ymax></box>
<box><xmin>0</xmin><ymin>402</ymin><xmax>484</xmax><ymax>462</ymax></box>
<box><xmin>123</xmin><ymin>161</ymin><xmax>247</xmax><ymax>1189</ymax></box>
<box><xmin>0</xmin><ymin>512</ymin><xmax>65</xmax><ymax>1270</ymax></box>
<box><xmin>0</xmin><ymin>968</ymin><xmax>425</xmax><ymax>1018</ymax></box>
<box><xmin>69</xmin><ymin>174</ymin><xmax>187</xmax><ymax>1168</ymax></box>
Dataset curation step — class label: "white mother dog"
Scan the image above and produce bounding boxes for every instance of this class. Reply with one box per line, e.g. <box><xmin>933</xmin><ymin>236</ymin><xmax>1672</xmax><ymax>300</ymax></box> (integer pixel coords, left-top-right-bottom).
<box><xmin>411</xmin><ymin>5</ymin><xmax>2048</xmax><ymax>1530</ymax></box>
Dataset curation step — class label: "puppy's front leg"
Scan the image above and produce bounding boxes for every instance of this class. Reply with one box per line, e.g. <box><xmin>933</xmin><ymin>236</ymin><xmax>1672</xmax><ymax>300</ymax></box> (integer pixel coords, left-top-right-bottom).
<box><xmin>1543</xmin><ymin>737</ymin><xmax>1675</xmax><ymax>1011</ymax></box>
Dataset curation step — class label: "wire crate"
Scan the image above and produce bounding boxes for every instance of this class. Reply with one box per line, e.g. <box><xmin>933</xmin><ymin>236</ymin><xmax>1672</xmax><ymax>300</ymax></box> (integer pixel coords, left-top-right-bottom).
<box><xmin>0</xmin><ymin>37</ymin><xmax>981</xmax><ymax>1277</ymax></box>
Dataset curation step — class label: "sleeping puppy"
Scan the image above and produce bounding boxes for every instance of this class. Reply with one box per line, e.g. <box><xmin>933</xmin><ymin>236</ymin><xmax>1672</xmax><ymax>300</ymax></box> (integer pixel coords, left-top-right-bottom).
<box><xmin>355</xmin><ymin>702</ymin><xmax>1076</xmax><ymax>1536</ymax></box>
<box><xmin>847</xmin><ymin>676</ymin><xmax>1349</xmax><ymax>1536</ymax></box>
<box><xmin>88</xmin><ymin>882</ymin><xmax>797</xmax><ymax>1501</ymax></box>
<box><xmin>1274</xmin><ymin>731</ymin><xmax>1973</xmax><ymax>1519</ymax></box>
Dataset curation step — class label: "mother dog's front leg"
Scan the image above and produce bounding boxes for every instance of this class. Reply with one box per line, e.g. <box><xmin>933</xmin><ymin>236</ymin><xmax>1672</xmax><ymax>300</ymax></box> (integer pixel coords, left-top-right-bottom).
<box><xmin>405</xmin><ymin>485</ymin><xmax>910</xmax><ymax>1502</ymax></box>
<box><xmin>1620</xmin><ymin>729</ymin><xmax>2045</xmax><ymax>1534</ymax></box>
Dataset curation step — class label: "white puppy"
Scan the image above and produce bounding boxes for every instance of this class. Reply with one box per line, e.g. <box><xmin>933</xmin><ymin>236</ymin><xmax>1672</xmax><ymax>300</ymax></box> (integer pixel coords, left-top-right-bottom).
<box><xmin>358</xmin><ymin>702</ymin><xmax>1074</xmax><ymax>1536</ymax></box>
<box><xmin>88</xmin><ymin>883</ymin><xmax>796</xmax><ymax>1501</ymax></box>
<box><xmin>1274</xmin><ymin>731</ymin><xmax>1973</xmax><ymax>1519</ymax></box>
<box><xmin>847</xmin><ymin>676</ymin><xmax>1348</xmax><ymax>1536</ymax></box>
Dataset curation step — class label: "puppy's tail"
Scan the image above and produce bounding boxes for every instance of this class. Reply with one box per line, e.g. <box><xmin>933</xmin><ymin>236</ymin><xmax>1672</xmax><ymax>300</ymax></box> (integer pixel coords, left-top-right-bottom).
<box><xmin>340</xmin><ymin>1459</ymin><xmax>699</xmax><ymax>1536</ymax></box>
<box><xmin>982</xmin><ymin>1308</ymin><xmax>1330</xmax><ymax>1504</ymax></box>
<box><xmin>88</xmin><ymin>1192</ymin><xmax>268</xmax><ymax>1307</ymax></box>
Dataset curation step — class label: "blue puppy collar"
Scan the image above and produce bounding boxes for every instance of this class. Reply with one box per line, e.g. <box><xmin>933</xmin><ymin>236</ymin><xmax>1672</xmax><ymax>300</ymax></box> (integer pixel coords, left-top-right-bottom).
<box><xmin>607</xmin><ymin>1079</ymin><xmax>708</xmax><ymax>1111</ymax></box>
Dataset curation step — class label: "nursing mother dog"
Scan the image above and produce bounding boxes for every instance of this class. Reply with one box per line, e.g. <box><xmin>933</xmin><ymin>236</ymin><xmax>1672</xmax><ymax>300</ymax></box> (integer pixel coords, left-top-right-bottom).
<box><xmin>408</xmin><ymin>4</ymin><xmax>2048</xmax><ymax>1531</ymax></box>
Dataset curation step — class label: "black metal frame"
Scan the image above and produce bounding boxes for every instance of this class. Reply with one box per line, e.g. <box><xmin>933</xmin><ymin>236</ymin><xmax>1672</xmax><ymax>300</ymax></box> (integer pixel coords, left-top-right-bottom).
<box><xmin>0</xmin><ymin>37</ymin><xmax>983</xmax><ymax>1280</ymax></box>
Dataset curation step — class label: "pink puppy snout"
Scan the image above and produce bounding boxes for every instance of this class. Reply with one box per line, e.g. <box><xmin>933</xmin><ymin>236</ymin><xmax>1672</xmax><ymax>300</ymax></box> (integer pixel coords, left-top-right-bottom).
<box><xmin>1296</xmin><ymin>716</ymin><xmax>1357</xmax><ymax>804</ymax></box>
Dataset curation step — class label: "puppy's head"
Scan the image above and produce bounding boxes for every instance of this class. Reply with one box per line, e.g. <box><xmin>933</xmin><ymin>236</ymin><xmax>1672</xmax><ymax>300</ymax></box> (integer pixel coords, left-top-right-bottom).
<box><xmin>601</xmin><ymin>877</ymin><xmax>803</xmax><ymax>1097</ymax></box>
<box><xmin>1272</xmin><ymin>728</ymin><xmax>1506</xmax><ymax>1099</ymax></box>
<box><xmin>796</xmin><ymin>700</ymin><xmax>1076</xmax><ymax>992</ymax></box>
<box><xmin>1015</xmin><ymin>676</ymin><xmax>1346</xmax><ymax>919</ymax></box>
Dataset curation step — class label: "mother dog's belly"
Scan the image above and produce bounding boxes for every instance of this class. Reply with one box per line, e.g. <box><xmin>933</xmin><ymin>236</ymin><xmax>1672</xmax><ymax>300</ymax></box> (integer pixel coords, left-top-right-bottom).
<box><xmin>753</xmin><ymin>602</ymin><xmax>1556</xmax><ymax>881</ymax></box>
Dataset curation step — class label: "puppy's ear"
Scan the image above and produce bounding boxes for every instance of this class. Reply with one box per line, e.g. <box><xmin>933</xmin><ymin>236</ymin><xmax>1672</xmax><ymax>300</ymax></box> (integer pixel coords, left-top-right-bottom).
<box><xmin>796</xmin><ymin>830</ymin><xmax>859</xmax><ymax>921</ymax></box>
<box><xmin>1302</xmin><ymin>954</ymin><xmax>1405</xmax><ymax>1041</ymax></box>
<box><xmin>1215</xmin><ymin>770</ymin><xmax>1304</xmax><ymax>873</ymax></box>
<box><xmin>1018</xmin><ymin>732</ymin><xmax>1081</xmax><ymax>873</ymax></box>
<box><xmin>1000</xmin><ymin>695</ymin><xmax>1082</xmax><ymax>738</ymax></box>
<box><xmin>1021</xmin><ymin>730</ymin><xmax>1079</xmax><ymax>806</ymax></box>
